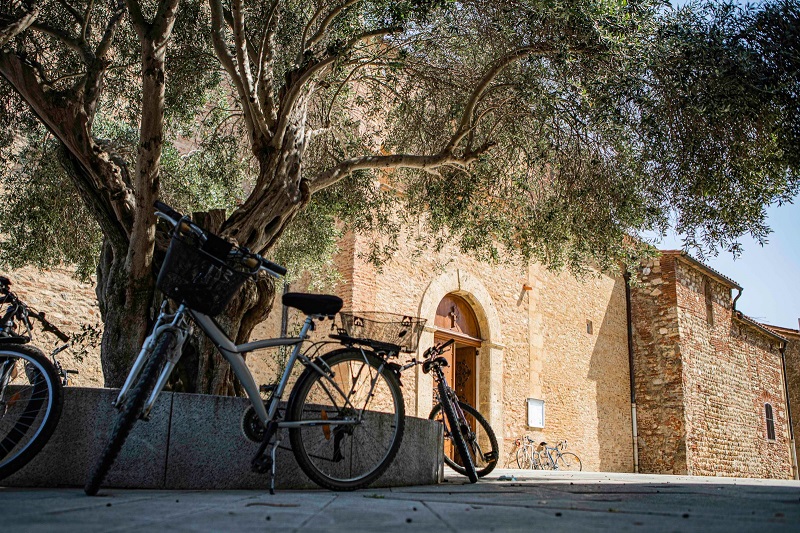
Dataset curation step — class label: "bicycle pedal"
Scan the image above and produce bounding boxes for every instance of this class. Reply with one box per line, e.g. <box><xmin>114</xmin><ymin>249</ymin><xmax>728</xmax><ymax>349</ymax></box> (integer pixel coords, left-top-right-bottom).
<box><xmin>251</xmin><ymin>453</ymin><xmax>273</xmax><ymax>474</ymax></box>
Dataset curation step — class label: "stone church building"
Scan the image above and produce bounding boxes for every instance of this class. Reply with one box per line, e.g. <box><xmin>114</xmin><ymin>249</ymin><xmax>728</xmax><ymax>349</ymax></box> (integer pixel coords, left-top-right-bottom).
<box><xmin>277</xmin><ymin>232</ymin><xmax>798</xmax><ymax>479</ymax></box>
<box><xmin>5</xmin><ymin>233</ymin><xmax>798</xmax><ymax>479</ymax></box>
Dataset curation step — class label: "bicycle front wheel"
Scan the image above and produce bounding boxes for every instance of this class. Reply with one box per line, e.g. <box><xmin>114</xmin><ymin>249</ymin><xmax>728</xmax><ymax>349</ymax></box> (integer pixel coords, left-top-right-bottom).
<box><xmin>436</xmin><ymin>382</ymin><xmax>477</xmax><ymax>483</ymax></box>
<box><xmin>287</xmin><ymin>348</ymin><xmax>405</xmax><ymax>491</ymax></box>
<box><xmin>430</xmin><ymin>400</ymin><xmax>497</xmax><ymax>478</ymax></box>
<box><xmin>556</xmin><ymin>452</ymin><xmax>582</xmax><ymax>471</ymax></box>
<box><xmin>516</xmin><ymin>446</ymin><xmax>531</xmax><ymax>469</ymax></box>
<box><xmin>84</xmin><ymin>331</ymin><xmax>175</xmax><ymax>496</ymax></box>
<box><xmin>0</xmin><ymin>344</ymin><xmax>63</xmax><ymax>480</ymax></box>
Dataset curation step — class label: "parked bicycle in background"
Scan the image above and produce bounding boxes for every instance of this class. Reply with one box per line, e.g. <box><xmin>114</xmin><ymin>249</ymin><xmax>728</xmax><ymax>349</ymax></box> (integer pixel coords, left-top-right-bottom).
<box><xmin>403</xmin><ymin>339</ymin><xmax>499</xmax><ymax>483</ymax></box>
<box><xmin>516</xmin><ymin>436</ymin><xmax>582</xmax><ymax>471</ymax></box>
<box><xmin>0</xmin><ymin>275</ymin><xmax>77</xmax><ymax>480</ymax></box>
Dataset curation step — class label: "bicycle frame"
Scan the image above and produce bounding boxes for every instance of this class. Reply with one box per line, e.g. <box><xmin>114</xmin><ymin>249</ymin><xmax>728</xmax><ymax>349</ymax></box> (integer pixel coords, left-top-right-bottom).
<box><xmin>115</xmin><ymin>300</ymin><xmax>380</xmax><ymax>430</ymax></box>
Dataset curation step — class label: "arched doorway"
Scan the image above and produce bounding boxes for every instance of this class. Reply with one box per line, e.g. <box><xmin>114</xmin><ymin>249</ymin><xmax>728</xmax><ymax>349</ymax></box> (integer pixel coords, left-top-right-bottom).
<box><xmin>417</xmin><ymin>268</ymin><xmax>505</xmax><ymax>462</ymax></box>
<box><xmin>434</xmin><ymin>294</ymin><xmax>481</xmax><ymax>460</ymax></box>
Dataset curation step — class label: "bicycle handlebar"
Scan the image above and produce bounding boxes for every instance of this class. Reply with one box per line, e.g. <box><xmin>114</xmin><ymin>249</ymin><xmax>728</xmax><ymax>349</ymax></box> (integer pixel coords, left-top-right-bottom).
<box><xmin>29</xmin><ymin>311</ymin><xmax>70</xmax><ymax>342</ymax></box>
<box><xmin>0</xmin><ymin>282</ymin><xmax>70</xmax><ymax>342</ymax></box>
<box><xmin>400</xmin><ymin>338</ymin><xmax>456</xmax><ymax>372</ymax></box>
<box><xmin>153</xmin><ymin>201</ymin><xmax>288</xmax><ymax>278</ymax></box>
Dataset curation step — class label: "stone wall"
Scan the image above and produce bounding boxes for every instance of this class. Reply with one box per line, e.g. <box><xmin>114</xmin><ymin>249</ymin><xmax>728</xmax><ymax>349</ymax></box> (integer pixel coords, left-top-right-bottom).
<box><xmin>630</xmin><ymin>254</ymin><xmax>687</xmax><ymax>474</ymax></box>
<box><xmin>529</xmin><ymin>264</ymin><xmax>633</xmax><ymax>473</ymax></box>
<box><xmin>630</xmin><ymin>253</ymin><xmax>793</xmax><ymax>479</ymax></box>
<box><xmin>1</xmin><ymin>266</ymin><xmax>104</xmax><ymax>387</ymax></box>
<box><xmin>778</xmin><ymin>329</ymin><xmax>800</xmax><ymax>474</ymax></box>
<box><xmin>322</xmin><ymin>228</ymin><xmax>635</xmax><ymax>473</ymax></box>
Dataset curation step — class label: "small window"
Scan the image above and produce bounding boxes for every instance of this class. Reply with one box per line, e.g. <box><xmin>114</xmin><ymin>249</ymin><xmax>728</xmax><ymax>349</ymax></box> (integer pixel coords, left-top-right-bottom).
<box><xmin>586</xmin><ymin>320</ymin><xmax>593</xmax><ymax>334</ymax></box>
<box><xmin>765</xmin><ymin>403</ymin><xmax>776</xmax><ymax>440</ymax></box>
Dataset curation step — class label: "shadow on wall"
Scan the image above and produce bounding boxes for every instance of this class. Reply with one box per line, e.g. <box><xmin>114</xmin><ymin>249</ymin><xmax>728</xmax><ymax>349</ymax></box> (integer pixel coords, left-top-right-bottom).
<box><xmin>587</xmin><ymin>276</ymin><xmax>634</xmax><ymax>473</ymax></box>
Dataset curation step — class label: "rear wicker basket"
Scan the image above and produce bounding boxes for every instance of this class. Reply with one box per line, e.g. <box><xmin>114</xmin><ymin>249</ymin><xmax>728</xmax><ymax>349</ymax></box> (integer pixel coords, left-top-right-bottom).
<box><xmin>338</xmin><ymin>312</ymin><xmax>426</xmax><ymax>353</ymax></box>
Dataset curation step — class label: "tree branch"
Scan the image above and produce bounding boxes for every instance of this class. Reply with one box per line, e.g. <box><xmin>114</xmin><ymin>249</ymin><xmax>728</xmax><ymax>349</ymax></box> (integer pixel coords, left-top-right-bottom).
<box><xmin>28</xmin><ymin>22</ymin><xmax>88</xmax><ymax>57</ymax></box>
<box><xmin>309</xmin><ymin>143</ymin><xmax>495</xmax><ymax>194</ymax></box>
<box><xmin>255</xmin><ymin>0</ymin><xmax>280</xmax><ymax>127</ymax></box>
<box><xmin>209</xmin><ymin>0</ymin><xmax>261</xmax><ymax>149</ymax></box>
<box><xmin>83</xmin><ymin>0</ymin><xmax>125</xmax><ymax>125</ymax></box>
<box><xmin>0</xmin><ymin>50</ymin><xmax>134</xmax><ymax>246</ymax></box>
<box><xmin>124</xmin><ymin>0</ymin><xmax>148</xmax><ymax>39</ymax></box>
<box><xmin>304</xmin><ymin>0</ymin><xmax>362</xmax><ymax>53</ymax></box>
<box><xmin>55</xmin><ymin>0</ymin><xmax>84</xmax><ymax>27</ymax></box>
<box><xmin>81</xmin><ymin>0</ymin><xmax>94</xmax><ymax>42</ymax></box>
<box><xmin>96</xmin><ymin>0</ymin><xmax>124</xmax><ymax>59</ymax></box>
<box><xmin>445</xmin><ymin>44</ymin><xmax>578</xmax><ymax>154</ymax></box>
<box><xmin>151</xmin><ymin>0</ymin><xmax>180</xmax><ymax>44</ymax></box>
<box><xmin>274</xmin><ymin>26</ymin><xmax>401</xmax><ymax>149</ymax></box>
<box><xmin>0</xmin><ymin>0</ymin><xmax>39</xmax><ymax>47</ymax></box>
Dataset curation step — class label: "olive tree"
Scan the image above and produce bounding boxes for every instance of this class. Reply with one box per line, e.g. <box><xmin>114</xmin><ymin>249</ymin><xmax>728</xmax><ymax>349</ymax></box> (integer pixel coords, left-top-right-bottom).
<box><xmin>1</xmin><ymin>0</ymin><xmax>798</xmax><ymax>391</ymax></box>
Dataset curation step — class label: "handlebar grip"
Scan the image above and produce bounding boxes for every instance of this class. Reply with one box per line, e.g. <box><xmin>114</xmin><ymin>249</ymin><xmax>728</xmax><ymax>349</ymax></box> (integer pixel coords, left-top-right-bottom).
<box><xmin>439</xmin><ymin>338</ymin><xmax>455</xmax><ymax>351</ymax></box>
<box><xmin>262</xmin><ymin>259</ymin><xmax>287</xmax><ymax>276</ymax></box>
<box><xmin>154</xmin><ymin>200</ymin><xmax>184</xmax><ymax>221</ymax></box>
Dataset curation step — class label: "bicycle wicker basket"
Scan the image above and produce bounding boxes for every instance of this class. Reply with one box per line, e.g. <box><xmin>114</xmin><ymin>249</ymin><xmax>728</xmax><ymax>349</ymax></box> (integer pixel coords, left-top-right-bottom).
<box><xmin>337</xmin><ymin>312</ymin><xmax>426</xmax><ymax>353</ymax></box>
<box><xmin>156</xmin><ymin>231</ymin><xmax>252</xmax><ymax>316</ymax></box>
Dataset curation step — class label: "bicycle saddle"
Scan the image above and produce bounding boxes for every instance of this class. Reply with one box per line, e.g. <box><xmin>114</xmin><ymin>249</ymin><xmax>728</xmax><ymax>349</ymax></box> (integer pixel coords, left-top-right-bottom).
<box><xmin>282</xmin><ymin>293</ymin><xmax>343</xmax><ymax>317</ymax></box>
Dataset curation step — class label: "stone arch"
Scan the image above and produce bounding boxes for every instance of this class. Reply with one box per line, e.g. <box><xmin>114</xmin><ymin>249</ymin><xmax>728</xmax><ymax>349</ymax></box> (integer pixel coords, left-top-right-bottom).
<box><xmin>415</xmin><ymin>268</ymin><xmax>504</xmax><ymax>442</ymax></box>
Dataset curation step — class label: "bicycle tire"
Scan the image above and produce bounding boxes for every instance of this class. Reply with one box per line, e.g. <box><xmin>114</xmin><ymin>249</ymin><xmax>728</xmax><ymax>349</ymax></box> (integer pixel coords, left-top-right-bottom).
<box><xmin>287</xmin><ymin>348</ymin><xmax>405</xmax><ymax>491</ymax></box>
<box><xmin>535</xmin><ymin>450</ymin><xmax>553</xmax><ymax>470</ymax></box>
<box><xmin>430</xmin><ymin>400</ymin><xmax>498</xmax><ymax>478</ymax></box>
<box><xmin>84</xmin><ymin>331</ymin><xmax>174</xmax><ymax>496</ymax></box>
<box><xmin>555</xmin><ymin>451</ymin><xmax>582</xmax><ymax>471</ymax></box>
<box><xmin>437</xmin><ymin>381</ymin><xmax>477</xmax><ymax>483</ymax></box>
<box><xmin>516</xmin><ymin>446</ymin><xmax>531</xmax><ymax>469</ymax></box>
<box><xmin>0</xmin><ymin>345</ymin><xmax>63</xmax><ymax>480</ymax></box>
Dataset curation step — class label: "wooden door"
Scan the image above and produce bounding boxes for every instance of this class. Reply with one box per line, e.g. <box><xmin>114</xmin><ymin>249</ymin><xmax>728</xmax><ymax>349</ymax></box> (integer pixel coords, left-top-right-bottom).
<box><xmin>433</xmin><ymin>293</ymin><xmax>482</xmax><ymax>464</ymax></box>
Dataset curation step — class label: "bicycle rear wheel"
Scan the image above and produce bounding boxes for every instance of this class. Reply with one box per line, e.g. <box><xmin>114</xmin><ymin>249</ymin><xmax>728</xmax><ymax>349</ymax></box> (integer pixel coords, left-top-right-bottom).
<box><xmin>287</xmin><ymin>348</ymin><xmax>405</xmax><ymax>491</ymax></box>
<box><xmin>84</xmin><ymin>331</ymin><xmax>174</xmax><ymax>495</ymax></box>
<box><xmin>430</xmin><ymin>400</ymin><xmax>497</xmax><ymax>478</ymax></box>
<box><xmin>556</xmin><ymin>452</ymin><xmax>582</xmax><ymax>471</ymax></box>
<box><xmin>0</xmin><ymin>345</ymin><xmax>63</xmax><ymax>480</ymax></box>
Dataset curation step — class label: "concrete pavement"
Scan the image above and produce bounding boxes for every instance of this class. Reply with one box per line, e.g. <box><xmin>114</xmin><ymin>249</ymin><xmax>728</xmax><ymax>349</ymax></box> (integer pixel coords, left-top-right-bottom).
<box><xmin>3</xmin><ymin>469</ymin><xmax>800</xmax><ymax>532</ymax></box>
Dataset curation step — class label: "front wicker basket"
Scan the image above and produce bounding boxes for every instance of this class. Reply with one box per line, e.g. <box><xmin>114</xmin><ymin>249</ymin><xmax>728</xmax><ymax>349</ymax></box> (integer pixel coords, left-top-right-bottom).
<box><xmin>156</xmin><ymin>232</ymin><xmax>250</xmax><ymax>316</ymax></box>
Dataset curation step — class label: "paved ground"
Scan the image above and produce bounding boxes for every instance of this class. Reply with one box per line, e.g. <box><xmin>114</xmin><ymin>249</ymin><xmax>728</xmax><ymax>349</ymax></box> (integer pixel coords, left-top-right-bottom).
<box><xmin>3</xmin><ymin>469</ymin><xmax>800</xmax><ymax>532</ymax></box>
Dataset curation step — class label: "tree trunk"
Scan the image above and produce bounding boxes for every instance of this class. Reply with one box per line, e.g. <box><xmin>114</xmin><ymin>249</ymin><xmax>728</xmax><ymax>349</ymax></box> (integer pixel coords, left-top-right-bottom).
<box><xmin>96</xmin><ymin>239</ymin><xmax>156</xmax><ymax>386</ymax></box>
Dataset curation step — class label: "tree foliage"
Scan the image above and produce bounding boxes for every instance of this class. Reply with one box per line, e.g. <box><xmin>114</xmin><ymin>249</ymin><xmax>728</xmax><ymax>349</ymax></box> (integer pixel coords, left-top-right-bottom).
<box><xmin>1</xmin><ymin>0</ymin><xmax>798</xmax><ymax>387</ymax></box>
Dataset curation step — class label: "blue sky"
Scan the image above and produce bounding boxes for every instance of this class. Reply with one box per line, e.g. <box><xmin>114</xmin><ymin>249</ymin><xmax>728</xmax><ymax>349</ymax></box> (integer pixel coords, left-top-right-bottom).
<box><xmin>644</xmin><ymin>200</ymin><xmax>800</xmax><ymax>329</ymax></box>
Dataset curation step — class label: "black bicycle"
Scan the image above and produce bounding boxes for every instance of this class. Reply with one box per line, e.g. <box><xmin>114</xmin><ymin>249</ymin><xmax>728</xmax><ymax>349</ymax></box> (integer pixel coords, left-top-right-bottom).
<box><xmin>403</xmin><ymin>340</ymin><xmax>499</xmax><ymax>483</ymax></box>
<box><xmin>0</xmin><ymin>275</ymin><xmax>75</xmax><ymax>480</ymax></box>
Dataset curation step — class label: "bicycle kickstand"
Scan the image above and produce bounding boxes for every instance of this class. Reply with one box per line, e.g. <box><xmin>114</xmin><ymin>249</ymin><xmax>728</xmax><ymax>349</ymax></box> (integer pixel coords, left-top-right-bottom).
<box><xmin>268</xmin><ymin>438</ymin><xmax>280</xmax><ymax>495</ymax></box>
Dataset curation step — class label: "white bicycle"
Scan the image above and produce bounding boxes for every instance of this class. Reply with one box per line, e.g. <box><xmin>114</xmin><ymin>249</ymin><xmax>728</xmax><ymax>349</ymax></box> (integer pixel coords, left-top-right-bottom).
<box><xmin>85</xmin><ymin>201</ymin><xmax>423</xmax><ymax>494</ymax></box>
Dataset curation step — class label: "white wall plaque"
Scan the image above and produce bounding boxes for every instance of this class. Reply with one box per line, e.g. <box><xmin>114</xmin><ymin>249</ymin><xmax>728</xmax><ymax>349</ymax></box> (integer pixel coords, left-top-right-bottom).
<box><xmin>527</xmin><ymin>398</ymin><xmax>545</xmax><ymax>428</ymax></box>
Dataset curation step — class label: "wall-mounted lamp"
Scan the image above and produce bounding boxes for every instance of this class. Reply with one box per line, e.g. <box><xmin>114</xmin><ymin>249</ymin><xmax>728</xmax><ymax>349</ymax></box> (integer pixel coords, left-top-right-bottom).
<box><xmin>522</xmin><ymin>283</ymin><xmax>533</xmax><ymax>291</ymax></box>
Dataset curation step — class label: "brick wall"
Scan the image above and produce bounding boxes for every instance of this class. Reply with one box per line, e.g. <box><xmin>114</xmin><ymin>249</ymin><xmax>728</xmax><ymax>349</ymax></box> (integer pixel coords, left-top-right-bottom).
<box><xmin>780</xmin><ymin>331</ymin><xmax>800</xmax><ymax>473</ymax></box>
<box><xmin>630</xmin><ymin>254</ymin><xmax>688</xmax><ymax>474</ymax></box>
<box><xmin>631</xmin><ymin>253</ymin><xmax>793</xmax><ymax>478</ymax></box>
